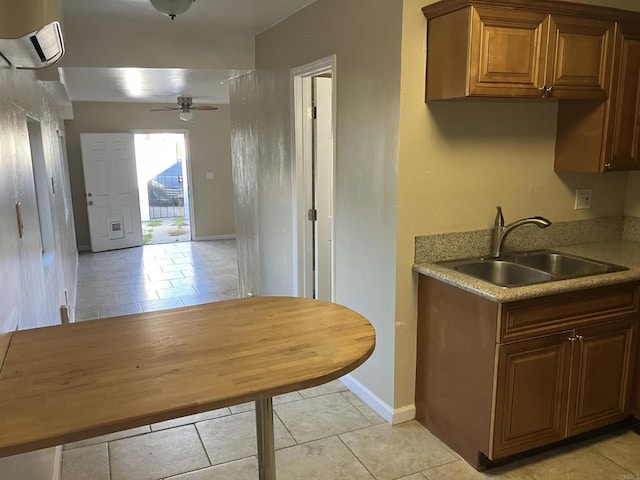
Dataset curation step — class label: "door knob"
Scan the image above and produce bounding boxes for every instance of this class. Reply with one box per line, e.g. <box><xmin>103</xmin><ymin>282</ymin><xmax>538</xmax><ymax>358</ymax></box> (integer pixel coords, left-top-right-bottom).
<box><xmin>88</xmin><ymin>201</ymin><xmax>94</xmax><ymax>206</ymax></box>
<box><xmin>87</xmin><ymin>192</ymin><xmax>93</xmax><ymax>197</ymax></box>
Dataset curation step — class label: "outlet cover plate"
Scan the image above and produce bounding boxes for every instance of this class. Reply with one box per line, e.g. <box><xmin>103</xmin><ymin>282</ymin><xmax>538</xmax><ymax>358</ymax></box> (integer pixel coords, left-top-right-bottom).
<box><xmin>575</xmin><ymin>188</ymin><xmax>592</xmax><ymax>210</ymax></box>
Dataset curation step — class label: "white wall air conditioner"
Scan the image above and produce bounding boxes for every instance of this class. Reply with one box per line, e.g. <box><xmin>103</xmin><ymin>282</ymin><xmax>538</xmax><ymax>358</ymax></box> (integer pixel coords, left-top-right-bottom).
<box><xmin>0</xmin><ymin>0</ymin><xmax>64</xmax><ymax>69</ymax></box>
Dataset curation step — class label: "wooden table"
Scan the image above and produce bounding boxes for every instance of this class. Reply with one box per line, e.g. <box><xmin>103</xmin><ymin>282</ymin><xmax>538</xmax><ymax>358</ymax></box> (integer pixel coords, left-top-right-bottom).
<box><xmin>0</xmin><ymin>296</ymin><xmax>375</xmax><ymax>479</ymax></box>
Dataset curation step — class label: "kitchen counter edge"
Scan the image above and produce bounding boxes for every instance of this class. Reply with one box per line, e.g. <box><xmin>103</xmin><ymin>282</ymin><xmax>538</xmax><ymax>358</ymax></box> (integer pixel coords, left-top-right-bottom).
<box><xmin>412</xmin><ymin>240</ymin><xmax>640</xmax><ymax>302</ymax></box>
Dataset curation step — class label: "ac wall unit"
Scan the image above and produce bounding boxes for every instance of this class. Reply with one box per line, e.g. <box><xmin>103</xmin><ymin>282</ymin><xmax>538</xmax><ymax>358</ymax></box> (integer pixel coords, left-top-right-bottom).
<box><xmin>0</xmin><ymin>0</ymin><xmax>64</xmax><ymax>69</ymax></box>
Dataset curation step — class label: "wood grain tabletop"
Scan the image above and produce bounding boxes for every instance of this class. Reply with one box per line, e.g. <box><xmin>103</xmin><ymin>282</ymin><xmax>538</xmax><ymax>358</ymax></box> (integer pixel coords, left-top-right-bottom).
<box><xmin>0</xmin><ymin>296</ymin><xmax>375</xmax><ymax>458</ymax></box>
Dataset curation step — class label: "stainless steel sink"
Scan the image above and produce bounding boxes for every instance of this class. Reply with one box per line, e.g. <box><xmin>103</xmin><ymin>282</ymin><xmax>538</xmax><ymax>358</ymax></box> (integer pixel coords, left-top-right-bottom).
<box><xmin>437</xmin><ymin>250</ymin><xmax>627</xmax><ymax>288</ymax></box>
<box><xmin>455</xmin><ymin>261</ymin><xmax>553</xmax><ymax>287</ymax></box>
<box><xmin>513</xmin><ymin>252</ymin><xmax>612</xmax><ymax>276</ymax></box>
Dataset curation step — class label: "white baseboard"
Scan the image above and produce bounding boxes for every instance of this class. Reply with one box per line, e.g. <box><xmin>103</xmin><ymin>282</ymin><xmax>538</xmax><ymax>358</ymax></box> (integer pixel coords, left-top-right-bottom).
<box><xmin>193</xmin><ymin>234</ymin><xmax>236</xmax><ymax>241</ymax></box>
<box><xmin>77</xmin><ymin>244</ymin><xmax>91</xmax><ymax>252</ymax></box>
<box><xmin>340</xmin><ymin>374</ymin><xmax>416</xmax><ymax>425</ymax></box>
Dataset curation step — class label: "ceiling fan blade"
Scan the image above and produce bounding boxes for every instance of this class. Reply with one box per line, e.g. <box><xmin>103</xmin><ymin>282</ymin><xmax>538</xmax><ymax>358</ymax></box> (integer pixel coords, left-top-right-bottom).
<box><xmin>149</xmin><ymin>107</ymin><xmax>180</xmax><ymax>111</ymax></box>
<box><xmin>191</xmin><ymin>106</ymin><xmax>218</xmax><ymax>111</ymax></box>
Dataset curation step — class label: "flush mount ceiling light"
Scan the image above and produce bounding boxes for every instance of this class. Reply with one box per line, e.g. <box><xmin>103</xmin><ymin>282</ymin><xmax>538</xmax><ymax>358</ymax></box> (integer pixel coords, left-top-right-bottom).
<box><xmin>150</xmin><ymin>0</ymin><xmax>195</xmax><ymax>20</ymax></box>
<box><xmin>179</xmin><ymin>111</ymin><xmax>193</xmax><ymax>122</ymax></box>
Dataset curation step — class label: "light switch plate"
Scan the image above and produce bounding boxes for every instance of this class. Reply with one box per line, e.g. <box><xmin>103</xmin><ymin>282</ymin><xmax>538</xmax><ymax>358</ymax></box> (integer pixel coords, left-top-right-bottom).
<box><xmin>575</xmin><ymin>188</ymin><xmax>592</xmax><ymax>210</ymax></box>
<box><xmin>206</xmin><ymin>172</ymin><xmax>214</xmax><ymax>180</ymax></box>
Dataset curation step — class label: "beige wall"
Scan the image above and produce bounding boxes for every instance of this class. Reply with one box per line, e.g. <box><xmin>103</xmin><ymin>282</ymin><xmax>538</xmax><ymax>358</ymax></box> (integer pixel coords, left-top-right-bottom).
<box><xmin>627</xmin><ymin>172</ymin><xmax>640</xmax><ymax>216</ymax></box>
<box><xmin>0</xmin><ymin>67</ymin><xmax>77</xmax><ymax>478</ymax></box>
<box><xmin>394</xmin><ymin>0</ymin><xmax>640</xmax><ymax>409</ymax></box>
<box><xmin>230</xmin><ymin>0</ymin><xmax>403</xmax><ymax>409</ymax></box>
<box><xmin>65</xmin><ymin>102</ymin><xmax>235</xmax><ymax>248</ymax></box>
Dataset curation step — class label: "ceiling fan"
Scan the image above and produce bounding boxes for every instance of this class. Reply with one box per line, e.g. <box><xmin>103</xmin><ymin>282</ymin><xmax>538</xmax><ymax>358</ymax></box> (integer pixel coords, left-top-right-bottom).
<box><xmin>150</xmin><ymin>96</ymin><xmax>218</xmax><ymax>121</ymax></box>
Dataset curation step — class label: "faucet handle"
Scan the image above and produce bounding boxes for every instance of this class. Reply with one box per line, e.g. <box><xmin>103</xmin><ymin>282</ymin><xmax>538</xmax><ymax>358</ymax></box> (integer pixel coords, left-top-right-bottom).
<box><xmin>495</xmin><ymin>206</ymin><xmax>504</xmax><ymax>227</ymax></box>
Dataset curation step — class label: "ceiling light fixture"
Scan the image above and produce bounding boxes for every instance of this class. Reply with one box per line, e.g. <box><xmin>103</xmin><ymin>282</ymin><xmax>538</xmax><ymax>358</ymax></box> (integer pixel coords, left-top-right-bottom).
<box><xmin>150</xmin><ymin>0</ymin><xmax>195</xmax><ymax>20</ymax></box>
<box><xmin>179</xmin><ymin>111</ymin><xmax>193</xmax><ymax>122</ymax></box>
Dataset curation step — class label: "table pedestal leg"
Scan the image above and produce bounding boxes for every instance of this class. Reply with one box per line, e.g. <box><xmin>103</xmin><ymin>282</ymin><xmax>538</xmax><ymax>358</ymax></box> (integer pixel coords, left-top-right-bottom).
<box><xmin>255</xmin><ymin>397</ymin><xmax>276</xmax><ymax>480</ymax></box>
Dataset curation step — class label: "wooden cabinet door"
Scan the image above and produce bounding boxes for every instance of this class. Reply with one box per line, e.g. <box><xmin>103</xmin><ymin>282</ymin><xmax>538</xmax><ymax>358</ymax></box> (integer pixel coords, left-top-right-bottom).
<box><xmin>604</xmin><ymin>24</ymin><xmax>640</xmax><ymax>171</ymax></box>
<box><xmin>567</xmin><ymin>320</ymin><xmax>636</xmax><ymax>437</ymax></box>
<box><xmin>468</xmin><ymin>7</ymin><xmax>548</xmax><ymax>97</ymax></box>
<box><xmin>546</xmin><ymin>15</ymin><xmax>614</xmax><ymax>99</ymax></box>
<box><xmin>491</xmin><ymin>332</ymin><xmax>572</xmax><ymax>459</ymax></box>
<box><xmin>634</xmin><ymin>333</ymin><xmax>640</xmax><ymax>419</ymax></box>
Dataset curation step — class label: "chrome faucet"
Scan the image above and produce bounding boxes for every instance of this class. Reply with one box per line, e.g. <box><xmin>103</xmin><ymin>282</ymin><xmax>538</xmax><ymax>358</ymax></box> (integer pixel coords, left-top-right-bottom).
<box><xmin>491</xmin><ymin>206</ymin><xmax>552</xmax><ymax>257</ymax></box>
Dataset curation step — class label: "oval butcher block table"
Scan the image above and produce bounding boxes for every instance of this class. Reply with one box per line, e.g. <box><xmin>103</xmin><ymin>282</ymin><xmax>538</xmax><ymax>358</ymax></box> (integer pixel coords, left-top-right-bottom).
<box><xmin>0</xmin><ymin>296</ymin><xmax>376</xmax><ymax>480</ymax></box>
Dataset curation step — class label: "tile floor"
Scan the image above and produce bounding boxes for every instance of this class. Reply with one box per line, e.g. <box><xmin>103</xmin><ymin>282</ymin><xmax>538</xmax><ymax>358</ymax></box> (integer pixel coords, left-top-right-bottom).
<box><xmin>62</xmin><ymin>241</ymin><xmax>640</xmax><ymax>480</ymax></box>
<box><xmin>74</xmin><ymin>240</ymin><xmax>238</xmax><ymax>321</ymax></box>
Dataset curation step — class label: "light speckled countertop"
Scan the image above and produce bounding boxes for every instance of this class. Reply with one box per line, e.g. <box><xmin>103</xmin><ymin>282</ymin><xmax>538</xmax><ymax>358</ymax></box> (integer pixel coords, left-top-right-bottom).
<box><xmin>413</xmin><ymin>240</ymin><xmax>640</xmax><ymax>302</ymax></box>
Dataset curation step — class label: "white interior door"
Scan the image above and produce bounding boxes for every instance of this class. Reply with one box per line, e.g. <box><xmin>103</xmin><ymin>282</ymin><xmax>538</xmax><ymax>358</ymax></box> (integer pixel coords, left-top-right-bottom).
<box><xmin>312</xmin><ymin>76</ymin><xmax>333</xmax><ymax>301</ymax></box>
<box><xmin>81</xmin><ymin>133</ymin><xmax>143</xmax><ymax>252</ymax></box>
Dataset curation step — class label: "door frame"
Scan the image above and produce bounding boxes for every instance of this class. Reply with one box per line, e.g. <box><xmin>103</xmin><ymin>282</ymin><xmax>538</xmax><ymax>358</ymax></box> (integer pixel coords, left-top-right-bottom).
<box><xmin>130</xmin><ymin>129</ymin><xmax>195</xmax><ymax>242</ymax></box>
<box><xmin>291</xmin><ymin>55</ymin><xmax>337</xmax><ymax>300</ymax></box>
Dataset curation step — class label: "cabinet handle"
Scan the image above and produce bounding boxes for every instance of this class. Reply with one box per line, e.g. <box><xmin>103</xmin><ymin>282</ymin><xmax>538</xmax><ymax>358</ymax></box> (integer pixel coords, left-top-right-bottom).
<box><xmin>540</xmin><ymin>86</ymin><xmax>554</xmax><ymax>98</ymax></box>
<box><xmin>568</xmin><ymin>336</ymin><xmax>577</xmax><ymax>342</ymax></box>
<box><xmin>575</xmin><ymin>335</ymin><xmax>584</xmax><ymax>341</ymax></box>
<box><xmin>604</xmin><ymin>163</ymin><xmax>612</xmax><ymax>170</ymax></box>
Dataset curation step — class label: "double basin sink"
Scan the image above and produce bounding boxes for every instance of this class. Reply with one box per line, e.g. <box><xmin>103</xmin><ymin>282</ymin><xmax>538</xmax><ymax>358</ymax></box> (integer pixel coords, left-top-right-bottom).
<box><xmin>437</xmin><ymin>250</ymin><xmax>628</xmax><ymax>288</ymax></box>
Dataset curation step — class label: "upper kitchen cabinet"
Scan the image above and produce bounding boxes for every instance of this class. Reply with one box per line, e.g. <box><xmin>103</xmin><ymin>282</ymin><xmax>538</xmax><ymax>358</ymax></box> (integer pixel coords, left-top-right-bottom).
<box><xmin>556</xmin><ymin>22</ymin><xmax>640</xmax><ymax>172</ymax></box>
<box><xmin>423</xmin><ymin>0</ymin><xmax>615</xmax><ymax>101</ymax></box>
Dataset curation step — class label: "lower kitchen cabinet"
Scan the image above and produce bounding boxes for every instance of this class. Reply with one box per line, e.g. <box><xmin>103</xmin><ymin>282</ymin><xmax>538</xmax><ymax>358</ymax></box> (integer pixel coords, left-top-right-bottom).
<box><xmin>568</xmin><ymin>320</ymin><xmax>636</xmax><ymax>436</ymax></box>
<box><xmin>635</xmin><ymin>344</ymin><xmax>640</xmax><ymax>419</ymax></box>
<box><xmin>492</xmin><ymin>332</ymin><xmax>571</xmax><ymax>459</ymax></box>
<box><xmin>416</xmin><ymin>276</ymin><xmax>640</xmax><ymax>469</ymax></box>
<box><xmin>492</xmin><ymin>320</ymin><xmax>636</xmax><ymax>459</ymax></box>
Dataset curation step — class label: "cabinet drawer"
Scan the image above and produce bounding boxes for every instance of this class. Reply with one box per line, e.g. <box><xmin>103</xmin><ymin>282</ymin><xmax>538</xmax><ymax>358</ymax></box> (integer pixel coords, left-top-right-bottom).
<box><xmin>499</xmin><ymin>283</ymin><xmax>640</xmax><ymax>342</ymax></box>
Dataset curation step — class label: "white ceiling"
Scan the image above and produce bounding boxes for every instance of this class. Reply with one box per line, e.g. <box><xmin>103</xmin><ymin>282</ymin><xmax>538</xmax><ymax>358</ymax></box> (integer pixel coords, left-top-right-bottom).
<box><xmin>60</xmin><ymin>68</ymin><xmax>251</xmax><ymax>104</ymax></box>
<box><xmin>57</xmin><ymin>0</ymin><xmax>316</xmax><ymax>105</ymax></box>
<box><xmin>62</xmin><ymin>0</ymin><xmax>316</xmax><ymax>35</ymax></box>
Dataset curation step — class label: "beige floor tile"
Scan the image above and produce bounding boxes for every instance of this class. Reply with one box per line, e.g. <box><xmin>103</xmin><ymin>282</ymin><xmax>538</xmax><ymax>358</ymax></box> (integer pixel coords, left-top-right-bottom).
<box><xmin>275</xmin><ymin>436</ymin><xmax>374</xmax><ymax>480</ymax></box>
<box><xmin>109</xmin><ymin>425</ymin><xmax>209</xmax><ymax>480</ymax></box>
<box><xmin>180</xmin><ymin>292</ymin><xmax>225</xmax><ymax>306</ymax></box>
<box><xmin>274</xmin><ymin>391</ymin><xmax>305</xmax><ymax>405</ymax></box>
<box><xmin>196</xmin><ymin>410</ymin><xmax>296</xmax><ymax>465</ymax></box>
<box><xmin>519</xmin><ymin>445</ymin><xmax>634</xmax><ymax>480</ymax></box>
<box><xmin>142</xmin><ymin>297</ymin><xmax>184</xmax><ymax>312</ymax></box>
<box><xmin>63</xmin><ymin>425</ymin><xmax>151</xmax><ymax>450</ymax></box>
<box><xmin>274</xmin><ymin>392</ymin><xmax>371</xmax><ymax>443</ymax></box>
<box><xmin>396</xmin><ymin>475</ymin><xmax>428</xmax><ymax>480</ymax></box>
<box><xmin>99</xmin><ymin>302</ymin><xmax>143</xmax><ymax>318</ymax></box>
<box><xmin>230</xmin><ymin>392</ymin><xmax>304</xmax><ymax>414</ymax></box>
<box><xmin>340</xmin><ymin>391</ymin><xmax>386</xmax><ymax>425</ymax></box>
<box><xmin>75</xmin><ymin>306</ymin><xmax>99</xmax><ymax>322</ymax></box>
<box><xmin>298</xmin><ymin>379</ymin><xmax>348</xmax><ymax>398</ymax></box>
<box><xmin>167</xmin><ymin>457</ymin><xmax>258</xmax><ymax>479</ymax></box>
<box><xmin>422</xmin><ymin>460</ymin><xmax>535</xmax><ymax>480</ymax></box>
<box><xmin>150</xmin><ymin>407</ymin><xmax>231</xmax><ymax>431</ymax></box>
<box><xmin>61</xmin><ymin>443</ymin><xmax>110</xmax><ymax>480</ymax></box>
<box><xmin>229</xmin><ymin>401</ymin><xmax>255</xmax><ymax>414</ymax></box>
<box><xmin>340</xmin><ymin>421</ymin><xmax>458</xmax><ymax>480</ymax></box>
<box><xmin>582</xmin><ymin>430</ymin><xmax>640</xmax><ymax>475</ymax></box>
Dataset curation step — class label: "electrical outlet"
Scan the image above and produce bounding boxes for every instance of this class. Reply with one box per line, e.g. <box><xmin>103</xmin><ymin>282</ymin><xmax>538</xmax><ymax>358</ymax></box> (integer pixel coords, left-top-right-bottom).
<box><xmin>206</xmin><ymin>171</ymin><xmax>214</xmax><ymax>180</ymax></box>
<box><xmin>575</xmin><ymin>188</ymin><xmax>592</xmax><ymax>210</ymax></box>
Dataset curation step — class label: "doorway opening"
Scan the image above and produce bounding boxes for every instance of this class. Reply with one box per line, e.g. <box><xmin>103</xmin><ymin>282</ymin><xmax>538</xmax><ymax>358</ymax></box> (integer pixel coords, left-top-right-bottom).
<box><xmin>133</xmin><ymin>131</ymin><xmax>194</xmax><ymax>245</ymax></box>
<box><xmin>292</xmin><ymin>55</ymin><xmax>336</xmax><ymax>302</ymax></box>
